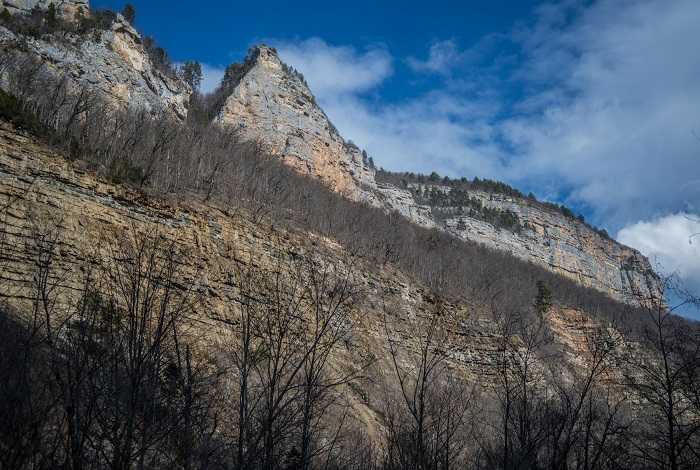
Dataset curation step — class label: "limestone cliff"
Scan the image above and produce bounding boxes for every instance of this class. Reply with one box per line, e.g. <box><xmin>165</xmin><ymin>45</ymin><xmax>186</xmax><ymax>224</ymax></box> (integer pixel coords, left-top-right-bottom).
<box><xmin>376</xmin><ymin>182</ymin><xmax>661</xmax><ymax>304</ymax></box>
<box><xmin>215</xmin><ymin>45</ymin><xmax>376</xmax><ymax>199</ymax></box>
<box><xmin>0</xmin><ymin>121</ymin><xmax>632</xmax><ymax>430</ymax></box>
<box><xmin>2</xmin><ymin>0</ymin><xmax>88</xmax><ymax>17</ymax></box>
<box><xmin>0</xmin><ymin>1</ymin><xmax>191</xmax><ymax>118</ymax></box>
<box><xmin>213</xmin><ymin>45</ymin><xmax>662</xmax><ymax>305</ymax></box>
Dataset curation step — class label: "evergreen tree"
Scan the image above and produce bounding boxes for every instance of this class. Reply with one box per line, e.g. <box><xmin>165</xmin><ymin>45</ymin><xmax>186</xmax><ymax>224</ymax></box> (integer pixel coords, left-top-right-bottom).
<box><xmin>181</xmin><ymin>61</ymin><xmax>203</xmax><ymax>90</ymax></box>
<box><xmin>0</xmin><ymin>8</ymin><xmax>11</xmax><ymax>23</ymax></box>
<box><xmin>46</xmin><ymin>3</ymin><xmax>58</xmax><ymax>29</ymax></box>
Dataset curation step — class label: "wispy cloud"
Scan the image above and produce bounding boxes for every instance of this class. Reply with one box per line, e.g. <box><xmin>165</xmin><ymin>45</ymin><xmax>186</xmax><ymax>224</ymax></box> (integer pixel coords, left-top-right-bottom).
<box><xmin>407</xmin><ymin>39</ymin><xmax>463</xmax><ymax>75</ymax></box>
<box><xmin>274</xmin><ymin>0</ymin><xmax>700</xmax><ymax>304</ymax></box>
<box><xmin>275</xmin><ymin>38</ymin><xmax>392</xmax><ymax>97</ymax></box>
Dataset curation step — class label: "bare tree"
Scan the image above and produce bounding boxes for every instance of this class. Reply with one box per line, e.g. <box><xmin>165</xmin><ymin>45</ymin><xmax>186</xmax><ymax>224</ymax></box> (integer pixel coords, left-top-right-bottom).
<box><xmin>382</xmin><ymin>296</ymin><xmax>471</xmax><ymax>470</ymax></box>
<box><xmin>623</xmin><ymin>279</ymin><xmax>700</xmax><ymax>470</ymax></box>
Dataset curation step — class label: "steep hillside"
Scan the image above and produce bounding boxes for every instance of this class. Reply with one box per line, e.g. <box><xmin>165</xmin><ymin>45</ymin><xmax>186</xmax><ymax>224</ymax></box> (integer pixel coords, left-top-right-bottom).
<box><xmin>213</xmin><ymin>46</ymin><xmax>661</xmax><ymax>305</ymax></box>
<box><xmin>1</xmin><ymin>5</ymin><xmax>699</xmax><ymax>469</ymax></box>
<box><xmin>376</xmin><ymin>180</ymin><xmax>661</xmax><ymax>304</ymax></box>
<box><xmin>215</xmin><ymin>45</ymin><xmax>376</xmax><ymax>199</ymax></box>
<box><xmin>0</xmin><ymin>1</ymin><xmax>661</xmax><ymax>306</ymax></box>
<box><xmin>7</xmin><ymin>116</ymin><xmax>682</xmax><ymax>469</ymax></box>
<box><xmin>0</xmin><ymin>118</ymin><xmax>631</xmax><ymax>423</ymax></box>
<box><xmin>0</xmin><ymin>0</ymin><xmax>191</xmax><ymax>118</ymax></box>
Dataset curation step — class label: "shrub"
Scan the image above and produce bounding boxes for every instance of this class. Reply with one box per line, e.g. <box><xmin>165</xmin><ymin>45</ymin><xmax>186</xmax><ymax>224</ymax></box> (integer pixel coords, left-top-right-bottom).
<box><xmin>121</xmin><ymin>3</ymin><xmax>136</xmax><ymax>24</ymax></box>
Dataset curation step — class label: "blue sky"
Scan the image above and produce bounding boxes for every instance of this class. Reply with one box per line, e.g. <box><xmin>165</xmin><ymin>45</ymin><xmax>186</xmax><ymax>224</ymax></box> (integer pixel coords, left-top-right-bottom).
<box><xmin>92</xmin><ymin>0</ymin><xmax>537</xmax><ymax>102</ymax></box>
<box><xmin>94</xmin><ymin>0</ymin><xmax>700</xmax><ymax>314</ymax></box>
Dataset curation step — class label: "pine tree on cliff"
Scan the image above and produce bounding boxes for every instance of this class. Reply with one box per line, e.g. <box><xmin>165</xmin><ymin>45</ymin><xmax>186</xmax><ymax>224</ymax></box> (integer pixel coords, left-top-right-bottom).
<box><xmin>46</xmin><ymin>3</ymin><xmax>58</xmax><ymax>29</ymax></box>
<box><xmin>181</xmin><ymin>61</ymin><xmax>203</xmax><ymax>90</ymax></box>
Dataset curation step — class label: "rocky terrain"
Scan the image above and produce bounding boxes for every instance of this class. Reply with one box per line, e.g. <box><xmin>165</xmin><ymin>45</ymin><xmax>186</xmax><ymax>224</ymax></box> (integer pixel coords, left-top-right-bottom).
<box><xmin>213</xmin><ymin>46</ymin><xmax>661</xmax><ymax>305</ymax></box>
<box><xmin>3</xmin><ymin>0</ymin><xmax>88</xmax><ymax>17</ymax></box>
<box><xmin>0</xmin><ymin>1</ymin><xmax>661</xmax><ymax>306</ymax></box>
<box><xmin>215</xmin><ymin>45</ymin><xmax>377</xmax><ymax>199</ymax></box>
<box><xmin>0</xmin><ymin>0</ymin><xmax>191</xmax><ymax>118</ymax></box>
<box><xmin>376</xmin><ymin>182</ymin><xmax>661</xmax><ymax>304</ymax></box>
<box><xmin>2</xmin><ymin>5</ymin><xmax>695</xmax><ymax>467</ymax></box>
<box><xmin>0</xmin><ymin>118</ymin><xmax>629</xmax><ymax>431</ymax></box>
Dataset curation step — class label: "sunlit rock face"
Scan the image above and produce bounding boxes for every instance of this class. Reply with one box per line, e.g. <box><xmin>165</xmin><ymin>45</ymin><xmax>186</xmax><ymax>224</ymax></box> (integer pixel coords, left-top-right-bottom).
<box><xmin>214</xmin><ymin>44</ymin><xmax>662</xmax><ymax>306</ymax></box>
<box><xmin>0</xmin><ymin>3</ymin><xmax>191</xmax><ymax>119</ymax></box>
<box><xmin>376</xmin><ymin>182</ymin><xmax>662</xmax><ymax>304</ymax></box>
<box><xmin>215</xmin><ymin>45</ymin><xmax>377</xmax><ymax>201</ymax></box>
<box><xmin>0</xmin><ymin>121</ymin><xmax>636</xmax><ymax>432</ymax></box>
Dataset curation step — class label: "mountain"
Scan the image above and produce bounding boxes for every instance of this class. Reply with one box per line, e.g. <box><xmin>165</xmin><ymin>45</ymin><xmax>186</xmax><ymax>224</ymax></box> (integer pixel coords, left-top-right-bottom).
<box><xmin>214</xmin><ymin>45</ymin><xmax>376</xmax><ymax>199</ymax></box>
<box><xmin>2</xmin><ymin>4</ymin><xmax>699</xmax><ymax>469</ymax></box>
<box><xmin>0</xmin><ymin>0</ymin><xmax>191</xmax><ymax>118</ymax></box>
<box><xmin>0</xmin><ymin>0</ymin><xmax>660</xmax><ymax>306</ymax></box>
<box><xmin>214</xmin><ymin>45</ymin><xmax>661</xmax><ymax>305</ymax></box>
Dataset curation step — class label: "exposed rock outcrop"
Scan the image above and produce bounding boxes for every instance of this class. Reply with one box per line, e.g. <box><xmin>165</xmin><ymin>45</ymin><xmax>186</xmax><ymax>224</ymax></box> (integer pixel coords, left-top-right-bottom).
<box><xmin>0</xmin><ymin>3</ymin><xmax>191</xmax><ymax>119</ymax></box>
<box><xmin>377</xmin><ymin>182</ymin><xmax>661</xmax><ymax>304</ymax></box>
<box><xmin>213</xmin><ymin>45</ymin><xmax>661</xmax><ymax>305</ymax></box>
<box><xmin>0</xmin><ymin>121</ymin><xmax>632</xmax><ymax>429</ymax></box>
<box><xmin>215</xmin><ymin>45</ymin><xmax>376</xmax><ymax>200</ymax></box>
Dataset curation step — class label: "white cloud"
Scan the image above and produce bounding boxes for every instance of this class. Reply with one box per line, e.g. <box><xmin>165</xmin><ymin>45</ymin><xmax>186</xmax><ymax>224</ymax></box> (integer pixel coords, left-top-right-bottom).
<box><xmin>275</xmin><ymin>38</ymin><xmax>392</xmax><ymax>98</ymax></box>
<box><xmin>274</xmin><ymin>0</ymin><xmax>700</xmax><ymax>229</ymax></box>
<box><xmin>200</xmin><ymin>63</ymin><xmax>225</xmax><ymax>94</ymax></box>
<box><xmin>275</xmin><ymin>39</ymin><xmax>504</xmax><ymax>177</ymax></box>
<box><xmin>618</xmin><ymin>213</ymin><xmax>700</xmax><ymax>295</ymax></box>
<box><xmin>407</xmin><ymin>40</ymin><xmax>463</xmax><ymax>75</ymax></box>
<box><xmin>500</xmin><ymin>0</ymin><xmax>700</xmax><ymax>227</ymax></box>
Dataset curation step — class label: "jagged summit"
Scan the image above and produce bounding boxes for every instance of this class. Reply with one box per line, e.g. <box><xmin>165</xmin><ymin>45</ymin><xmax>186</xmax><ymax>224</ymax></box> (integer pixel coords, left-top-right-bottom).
<box><xmin>215</xmin><ymin>44</ymin><xmax>377</xmax><ymax>199</ymax></box>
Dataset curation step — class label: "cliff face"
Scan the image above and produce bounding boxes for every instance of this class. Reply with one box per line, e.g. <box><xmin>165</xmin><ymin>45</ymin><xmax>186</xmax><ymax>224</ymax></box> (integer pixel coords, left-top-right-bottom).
<box><xmin>0</xmin><ymin>120</ymin><xmax>631</xmax><ymax>431</ymax></box>
<box><xmin>0</xmin><ymin>2</ymin><xmax>191</xmax><ymax>119</ymax></box>
<box><xmin>214</xmin><ymin>46</ymin><xmax>662</xmax><ymax>305</ymax></box>
<box><xmin>377</xmin><ymin>183</ymin><xmax>661</xmax><ymax>304</ymax></box>
<box><xmin>215</xmin><ymin>46</ymin><xmax>376</xmax><ymax>200</ymax></box>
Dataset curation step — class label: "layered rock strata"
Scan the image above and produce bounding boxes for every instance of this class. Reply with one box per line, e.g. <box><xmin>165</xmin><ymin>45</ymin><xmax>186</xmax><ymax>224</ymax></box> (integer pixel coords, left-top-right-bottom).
<box><xmin>376</xmin><ymin>183</ymin><xmax>661</xmax><ymax>304</ymax></box>
<box><xmin>214</xmin><ymin>45</ymin><xmax>661</xmax><ymax>305</ymax></box>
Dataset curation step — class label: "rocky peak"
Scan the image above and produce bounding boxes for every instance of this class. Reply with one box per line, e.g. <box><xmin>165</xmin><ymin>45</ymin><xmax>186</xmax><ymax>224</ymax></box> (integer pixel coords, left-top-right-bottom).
<box><xmin>211</xmin><ymin>43</ymin><xmax>663</xmax><ymax>305</ymax></box>
<box><xmin>0</xmin><ymin>3</ymin><xmax>192</xmax><ymax>119</ymax></box>
<box><xmin>215</xmin><ymin>44</ymin><xmax>376</xmax><ymax>199</ymax></box>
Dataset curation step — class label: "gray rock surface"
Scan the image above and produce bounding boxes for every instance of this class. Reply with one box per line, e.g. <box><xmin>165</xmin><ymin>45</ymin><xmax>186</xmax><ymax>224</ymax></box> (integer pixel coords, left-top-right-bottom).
<box><xmin>0</xmin><ymin>8</ymin><xmax>191</xmax><ymax>119</ymax></box>
<box><xmin>215</xmin><ymin>45</ymin><xmax>377</xmax><ymax>200</ymax></box>
<box><xmin>377</xmin><ymin>182</ymin><xmax>662</xmax><ymax>304</ymax></box>
<box><xmin>214</xmin><ymin>43</ymin><xmax>662</xmax><ymax>305</ymax></box>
